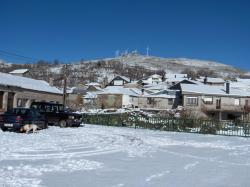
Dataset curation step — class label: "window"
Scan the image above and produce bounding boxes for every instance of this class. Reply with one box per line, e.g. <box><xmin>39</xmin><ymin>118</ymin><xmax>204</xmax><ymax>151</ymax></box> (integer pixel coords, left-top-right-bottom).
<box><xmin>17</xmin><ymin>98</ymin><xmax>28</xmax><ymax>107</ymax></box>
<box><xmin>186</xmin><ymin>97</ymin><xmax>198</xmax><ymax>106</ymax></box>
<box><xmin>234</xmin><ymin>98</ymin><xmax>240</xmax><ymax>106</ymax></box>
<box><xmin>17</xmin><ymin>99</ymin><xmax>22</xmax><ymax>107</ymax></box>
<box><xmin>168</xmin><ymin>98</ymin><xmax>174</xmax><ymax>105</ymax></box>
<box><xmin>147</xmin><ymin>98</ymin><xmax>154</xmax><ymax>104</ymax></box>
<box><xmin>203</xmin><ymin>96</ymin><xmax>213</xmax><ymax>105</ymax></box>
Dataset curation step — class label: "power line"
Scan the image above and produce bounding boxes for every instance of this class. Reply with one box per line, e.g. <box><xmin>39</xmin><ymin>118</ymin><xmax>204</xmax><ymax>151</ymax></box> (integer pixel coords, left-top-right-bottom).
<box><xmin>0</xmin><ymin>49</ymin><xmax>42</xmax><ymax>63</ymax></box>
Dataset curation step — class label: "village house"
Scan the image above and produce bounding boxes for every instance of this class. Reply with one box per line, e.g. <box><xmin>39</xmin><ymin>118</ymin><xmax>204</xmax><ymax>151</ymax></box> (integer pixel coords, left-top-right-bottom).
<box><xmin>0</xmin><ymin>72</ymin><xmax>63</xmax><ymax>113</ymax></box>
<box><xmin>197</xmin><ymin>76</ymin><xmax>225</xmax><ymax>86</ymax></box>
<box><xmin>138</xmin><ymin>74</ymin><xmax>163</xmax><ymax>85</ymax></box>
<box><xmin>96</xmin><ymin>86</ymin><xmax>141</xmax><ymax>109</ymax></box>
<box><xmin>9</xmin><ymin>69</ymin><xmax>30</xmax><ymax>77</ymax></box>
<box><xmin>165</xmin><ymin>77</ymin><xmax>188</xmax><ymax>86</ymax></box>
<box><xmin>169</xmin><ymin>79</ymin><xmax>202</xmax><ymax>90</ymax></box>
<box><xmin>180</xmin><ymin>83</ymin><xmax>250</xmax><ymax>121</ymax></box>
<box><xmin>138</xmin><ymin>89</ymin><xmax>180</xmax><ymax>110</ymax></box>
<box><xmin>106</xmin><ymin>75</ymin><xmax>131</xmax><ymax>87</ymax></box>
<box><xmin>83</xmin><ymin>85</ymin><xmax>103</xmax><ymax>108</ymax></box>
<box><xmin>66</xmin><ymin>87</ymin><xmax>87</xmax><ymax>110</ymax></box>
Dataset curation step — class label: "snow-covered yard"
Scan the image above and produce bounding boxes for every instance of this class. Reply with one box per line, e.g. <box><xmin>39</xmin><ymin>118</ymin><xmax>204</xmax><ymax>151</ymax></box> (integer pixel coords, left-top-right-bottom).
<box><xmin>0</xmin><ymin>125</ymin><xmax>250</xmax><ymax>187</ymax></box>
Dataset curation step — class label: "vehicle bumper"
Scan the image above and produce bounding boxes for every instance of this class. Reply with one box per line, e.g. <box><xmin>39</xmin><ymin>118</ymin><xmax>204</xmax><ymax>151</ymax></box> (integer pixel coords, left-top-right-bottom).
<box><xmin>0</xmin><ymin>123</ymin><xmax>22</xmax><ymax>132</ymax></box>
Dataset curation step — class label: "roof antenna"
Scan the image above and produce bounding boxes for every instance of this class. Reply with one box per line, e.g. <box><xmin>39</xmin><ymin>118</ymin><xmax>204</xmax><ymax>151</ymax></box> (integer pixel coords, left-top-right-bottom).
<box><xmin>146</xmin><ymin>46</ymin><xmax>149</xmax><ymax>56</ymax></box>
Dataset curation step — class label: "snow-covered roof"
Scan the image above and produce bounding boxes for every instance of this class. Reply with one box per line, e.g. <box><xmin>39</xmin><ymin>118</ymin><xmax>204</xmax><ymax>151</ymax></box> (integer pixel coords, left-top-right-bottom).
<box><xmin>143</xmin><ymin>94</ymin><xmax>176</xmax><ymax>99</ymax></box>
<box><xmin>119</xmin><ymin>76</ymin><xmax>130</xmax><ymax>82</ymax></box>
<box><xmin>144</xmin><ymin>82</ymin><xmax>169</xmax><ymax>91</ymax></box>
<box><xmin>142</xmin><ymin>89</ymin><xmax>178</xmax><ymax>99</ymax></box>
<box><xmin>150</xmin><ymin>74</ymin><xmax>162</xmax><ymax>78</ymax></box>
<box><xmin>165</xmin><ymin>77</ymin><xmax>187</xmax><ymax>83</ymax></box>
<box><xmin>230</xmin><ymin>79</ymin><xmax>250</xmax><ymax>92</ymax></box>
<box><xmin>9</xmin><ymin>69</ymin><xmax>29</xmax><ymax>74</ymax></box>
<box><xmin>67</xmin><ymin>87</ymin><xmax>87</xmax><ymax>94</ymax></box>
<box><xmin>0</xmin><ymin>72</ymin><xmax>62</xmax><ymax>94</ymax></box>
<box><xmin>85</xmin><ymin>82</ymin><xmax>101</xmax><ymax>86</ymax></box>
<box><xmin>86</xmin><ymin>85</ymin><xmax>103</xmax><ymax>92</ymax></box>
<box><xmin>180</xmin><ymin>83</ymin><xmax>250</xmax><ymax>97</ymax></box>
<box><xmin>109</xmin><ymin>75</ymin><xmax>130</xmax><ymax>83</ymax></box>
<box><xmin>140</xmin><ymin>74</ymin><xmax>162</xmax><ymax>82</ymax></box>
<box><xmin>165</xmin><ymin>74</ymin><xmax>187</xmax><ymax>79</ymax></box>
<box><xmin>98</xmin><ymin>86</ymin><xmax>141</xmax><ymax>96</ymax></box>
<box><xmin>198</xmin><ymin>77</ymin><xmax>225</xmax><ymax>83</ymax></box>
<box><xmin>152</xmin><ymin>89</ymin><xmax>179</xmax><ymax>95</ymax></box>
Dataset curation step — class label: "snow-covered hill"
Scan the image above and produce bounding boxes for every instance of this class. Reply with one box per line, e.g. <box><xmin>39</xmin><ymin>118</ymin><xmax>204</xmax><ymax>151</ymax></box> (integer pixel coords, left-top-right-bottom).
<box><xmin>0</xmin><ymin>54</ymin><xmax>246</xmax><ymax>87</ymax></box>
<box><xmin>73</xmin><ymin>53</ymin><xmax>241</xmax><ymax>77</ymax></box>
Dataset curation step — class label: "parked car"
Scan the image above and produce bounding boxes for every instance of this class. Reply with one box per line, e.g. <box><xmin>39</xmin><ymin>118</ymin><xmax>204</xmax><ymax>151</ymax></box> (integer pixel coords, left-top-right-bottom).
<box><xmin>0</xmin><ymin>108</ymin><xmax>47</xmax><ymax>132</ymax></box>
<box><xmin>30</xmin><ymin>102</ymin><xmax>82</xmax><ymax>127</ymax></box>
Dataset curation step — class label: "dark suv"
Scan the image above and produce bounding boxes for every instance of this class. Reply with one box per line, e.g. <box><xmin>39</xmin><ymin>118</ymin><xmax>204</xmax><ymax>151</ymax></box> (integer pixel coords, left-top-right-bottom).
<box><xmin>0</xmin><ymin>108</ymin><xmax>47</xmax><ymax>132</ymax></box>
<box><xmin>30</xmin><ymin>102</ymin><xmax>82</xmax><ymax>127</ymax></box>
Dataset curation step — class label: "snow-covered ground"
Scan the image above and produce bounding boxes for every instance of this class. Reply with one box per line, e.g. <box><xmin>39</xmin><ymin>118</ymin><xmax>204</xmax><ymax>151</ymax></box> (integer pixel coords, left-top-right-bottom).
<box><xmin>1</xmin><ymin>125</ymin><xmax>250</xmax><ymax>187</ymax></box>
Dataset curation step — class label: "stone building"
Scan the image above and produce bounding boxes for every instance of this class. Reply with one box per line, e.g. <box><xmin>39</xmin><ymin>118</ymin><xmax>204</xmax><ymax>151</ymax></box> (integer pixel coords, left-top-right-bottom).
<box><xmin>138</xmin><ymin>90</ymin><xmax>180</xmax><ymax>110</ymax></box>
<box><xmin>180</xmin><ymin>83</ymin><xmax>250</xmax><ymax>121</ymax></box>
<box><xmin>0</xmin><ymin>72</ymin><xmax>63</xmax><ymax>113</ymax></box>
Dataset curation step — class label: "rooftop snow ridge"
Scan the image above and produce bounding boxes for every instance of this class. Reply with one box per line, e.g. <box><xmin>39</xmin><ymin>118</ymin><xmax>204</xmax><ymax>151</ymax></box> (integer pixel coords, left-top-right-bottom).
<box><xmin>0</xmin><ymin>72</ymin><xmax>62</xmax><ymax>94</ymax></box>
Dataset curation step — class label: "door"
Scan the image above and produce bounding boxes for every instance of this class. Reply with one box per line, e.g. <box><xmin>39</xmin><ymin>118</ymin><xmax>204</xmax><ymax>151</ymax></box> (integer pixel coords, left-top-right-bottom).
<box><xmin>245</xmin><ymin>100</ymin><xmax>249</xmax><ymax>111</ymax></box>
<box><xmin>216</xmin><ymin>99</ymin><xmax>221</xmax><ymax>109</ymax></box>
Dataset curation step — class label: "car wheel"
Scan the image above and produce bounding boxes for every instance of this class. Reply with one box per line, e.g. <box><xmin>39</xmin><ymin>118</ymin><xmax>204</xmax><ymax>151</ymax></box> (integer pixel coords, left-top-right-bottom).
<box><xmin>59</xmin><ymin>120</ymin><xmax>67</xmax><ymax>128</ymax></box>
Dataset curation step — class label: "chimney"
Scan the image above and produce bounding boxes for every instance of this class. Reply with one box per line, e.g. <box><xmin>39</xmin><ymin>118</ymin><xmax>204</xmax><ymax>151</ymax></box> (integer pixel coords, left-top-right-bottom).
<box><xmin>141</xmin><ymin>89</ymin><xmax>144</xmax><ymax>96</ymax></box>
<box><xmin>204</xmin><ymin>76</ymin><xmax>207</xmax><ymax>84</ymax></box>
<box><xmin>226</xmin><ymin>82</ymin><xmax>230</xmax><ymax>94</ymax></box>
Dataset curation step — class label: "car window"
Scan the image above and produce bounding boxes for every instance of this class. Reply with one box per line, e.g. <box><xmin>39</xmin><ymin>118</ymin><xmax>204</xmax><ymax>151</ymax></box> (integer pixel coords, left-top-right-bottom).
<box><xmin>58</xmin><ymin>105</ymin><xmax>64</xmax><ymax>112</ymax></box>
<box><xmin>14</xmin><ymin>109</ymin><xmax>29</xmax><ymax>115</ymax></box>
<box><xmin>31</xmin><ymin>104</ymin><xmax>45</xmax><ymax>112</ymax></box>
<box><xmin>52</xmin><ymin>105</ymin><xmax>58</xmax><ymax>112</ymax></box>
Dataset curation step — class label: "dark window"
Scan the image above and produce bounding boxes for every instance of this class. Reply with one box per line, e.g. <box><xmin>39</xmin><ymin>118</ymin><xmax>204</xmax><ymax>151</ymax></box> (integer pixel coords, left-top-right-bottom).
<box><xmin>147</xmin><ymin>98</ymin><xmax>154</xmax><ymax>104</ymax></box>
<box><xmin>187</xmin><ymin>97</ymin><xmax>198</xmax><ymax>106</ymax></box>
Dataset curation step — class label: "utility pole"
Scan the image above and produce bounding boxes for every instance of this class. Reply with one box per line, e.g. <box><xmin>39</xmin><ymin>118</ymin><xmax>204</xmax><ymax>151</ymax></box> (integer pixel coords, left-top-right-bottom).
<box><xmin>63</xmin><ymin>64</ymin><xmax>68</xmax><ymax>106</ymax></box>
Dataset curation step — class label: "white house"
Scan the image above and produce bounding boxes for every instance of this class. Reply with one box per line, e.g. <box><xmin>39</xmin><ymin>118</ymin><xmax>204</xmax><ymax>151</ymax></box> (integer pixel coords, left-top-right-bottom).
<box><xmin>139</xmin><ymin>74</ymin><xmax>163</xmax><ymax>85</ymax></box>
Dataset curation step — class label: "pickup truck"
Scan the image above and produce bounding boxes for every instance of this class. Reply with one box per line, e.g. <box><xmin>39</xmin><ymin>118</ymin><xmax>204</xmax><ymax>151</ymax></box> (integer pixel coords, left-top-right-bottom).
<box><xmin>0</xmin><ymin>108</ymin><xmax>47</xmax><ymax>132</ymax></box>
<box><xmin>30</xmin><ymin>102</ymin><xmax>82</xmax><ymax>127</ymax></box>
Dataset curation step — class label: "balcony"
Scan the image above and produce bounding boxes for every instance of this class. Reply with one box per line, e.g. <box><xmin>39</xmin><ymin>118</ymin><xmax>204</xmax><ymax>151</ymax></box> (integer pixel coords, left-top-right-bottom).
<box><xmin>201</xmin><ymin>102</ymin><xmax>244</xmax><ymax>112</ymax></box>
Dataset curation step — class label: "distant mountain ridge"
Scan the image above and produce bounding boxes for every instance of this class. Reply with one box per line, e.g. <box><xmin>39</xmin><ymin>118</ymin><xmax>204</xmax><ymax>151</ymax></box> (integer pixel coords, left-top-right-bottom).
<box><xmin>0</xmin><ymin>53</ymin><xmax>247</xmax><ymax>88</ymax></box>
<box><xmin>81</xmin><ymin>53</ymin><xmax>241</xmax><ymax>76</ymax></box>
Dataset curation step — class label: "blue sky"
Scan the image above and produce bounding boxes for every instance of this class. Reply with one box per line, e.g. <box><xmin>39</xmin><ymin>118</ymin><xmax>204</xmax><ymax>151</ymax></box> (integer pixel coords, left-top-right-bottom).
<box><xmin>0</xmin><ymin>0</ymin><xmax>249</xmax><ymax>70</ymax></box>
